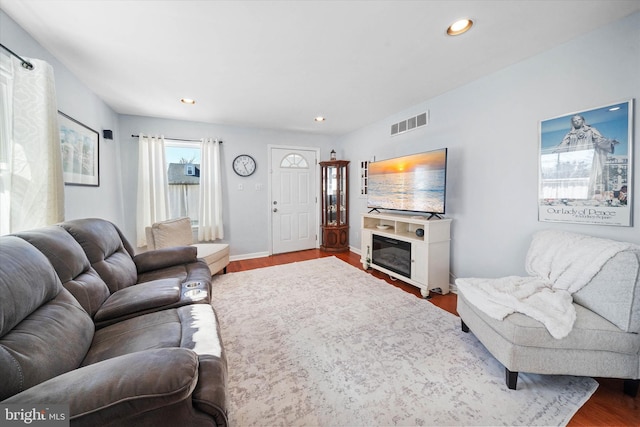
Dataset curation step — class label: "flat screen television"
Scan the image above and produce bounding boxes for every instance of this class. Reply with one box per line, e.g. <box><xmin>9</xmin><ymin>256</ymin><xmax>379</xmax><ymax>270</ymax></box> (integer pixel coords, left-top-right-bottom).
<box><xmin>367</xmin><ymin>148</ymin><xmax>447</xmax><ymax>217</ymax></box>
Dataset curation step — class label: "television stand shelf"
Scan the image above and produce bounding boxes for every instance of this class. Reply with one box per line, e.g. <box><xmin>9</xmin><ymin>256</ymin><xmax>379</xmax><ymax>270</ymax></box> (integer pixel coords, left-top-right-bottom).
<box><xmin>360</xmin><ymin>212</ymin><xmax>451</xmax><ymax>298</ymax></box>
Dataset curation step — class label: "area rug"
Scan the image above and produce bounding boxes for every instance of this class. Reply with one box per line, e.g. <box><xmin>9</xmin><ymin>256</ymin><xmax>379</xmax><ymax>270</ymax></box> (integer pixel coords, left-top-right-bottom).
<box><xmin>211</xmin><ymin>257</ymin><xmax>597</xmax><ymax>426</ymax></box>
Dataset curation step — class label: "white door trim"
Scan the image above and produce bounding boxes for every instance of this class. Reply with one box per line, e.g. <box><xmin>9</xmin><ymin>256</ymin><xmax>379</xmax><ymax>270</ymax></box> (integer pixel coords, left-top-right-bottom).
<box><xmin>267</xmin><ymin>144</ymin><xmax>321</xmax><ymax>255</ymax></box>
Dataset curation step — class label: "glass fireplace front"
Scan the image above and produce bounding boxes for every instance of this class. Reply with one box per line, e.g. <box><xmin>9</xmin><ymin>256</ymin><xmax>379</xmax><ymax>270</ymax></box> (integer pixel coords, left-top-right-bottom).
<box><xmin>372</xmin><ymin>234</ymin><xmax>411</xmax><ymax>278</ymax></box>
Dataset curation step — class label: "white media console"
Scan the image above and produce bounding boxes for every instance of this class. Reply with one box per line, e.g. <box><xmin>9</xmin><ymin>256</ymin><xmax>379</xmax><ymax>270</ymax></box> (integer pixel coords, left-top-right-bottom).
<box><xmin>360</xmin><ymin>212</ymin><xmax>451</xmax><ymax>298</ymax></box>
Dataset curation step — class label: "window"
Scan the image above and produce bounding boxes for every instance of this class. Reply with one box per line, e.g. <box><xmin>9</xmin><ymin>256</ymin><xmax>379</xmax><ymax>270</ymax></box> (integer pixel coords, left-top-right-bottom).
<box><xmin>165</xmin><ymin>142</ymin><xmax>201</xmax><ymax>226</ymax></box>
<box><xmin>280</xmin><ymin>153</ymin><xmax>309</xmax><ymax>168</ymax></box>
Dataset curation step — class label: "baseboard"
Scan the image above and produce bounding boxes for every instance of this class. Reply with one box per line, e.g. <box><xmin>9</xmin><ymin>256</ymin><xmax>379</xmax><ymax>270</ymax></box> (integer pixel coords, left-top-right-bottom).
<box><xmin>229</xmin><ymin>251</ymin><xmax>270</xmax><ymax>262</ymax></box>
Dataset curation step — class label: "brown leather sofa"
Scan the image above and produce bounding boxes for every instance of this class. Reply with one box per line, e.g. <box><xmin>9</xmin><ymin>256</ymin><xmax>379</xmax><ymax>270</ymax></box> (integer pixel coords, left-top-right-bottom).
<box><xmin>0</xmin><ymin>218</ymin><xmax>228</xmax><ymax>426</ymax></box>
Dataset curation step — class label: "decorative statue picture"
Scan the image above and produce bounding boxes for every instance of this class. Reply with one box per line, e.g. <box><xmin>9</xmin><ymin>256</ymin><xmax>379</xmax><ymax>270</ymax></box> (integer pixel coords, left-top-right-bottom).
<box><xmin>538</xmin><ymin>100</ymin><xmax>633</xmax><ymax>226</ymax></box>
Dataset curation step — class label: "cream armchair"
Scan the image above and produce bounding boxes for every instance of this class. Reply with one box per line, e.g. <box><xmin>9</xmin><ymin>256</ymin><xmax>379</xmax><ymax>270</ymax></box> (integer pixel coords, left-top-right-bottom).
<box><xmin>146</xmin><ymin>217</ymin><xmax>229</xmax><ymax>276</ymax></box>
<box><xmin>456</xmin><ymin>230</ymin><xmax>640</xmax><ymax>396</ymax></box>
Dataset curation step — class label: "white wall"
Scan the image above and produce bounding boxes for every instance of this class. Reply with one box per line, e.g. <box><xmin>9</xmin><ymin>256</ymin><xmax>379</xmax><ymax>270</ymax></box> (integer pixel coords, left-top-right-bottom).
<box><xmin>340</xmin><ymin>12</ymin><xmax>640</xmax><ymax>279</ymax></box>
<box><xmin>118</xmin><ymin>115</ymin><xmax>333</xmax><ymax>255</ymax></box>
<box><xmin>1</xmin><ymin>11</ymin><xmax>124</xmax><ymax>227</ymax></box>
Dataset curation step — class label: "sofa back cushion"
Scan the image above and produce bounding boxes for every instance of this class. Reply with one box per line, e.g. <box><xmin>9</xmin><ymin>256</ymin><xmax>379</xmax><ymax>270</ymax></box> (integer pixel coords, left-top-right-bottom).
<box><xmin>60</xmin><ymin>218</ymin><xmax>138</xmax><ymax>293</ymax></box>
<box><xmin>0</xmin><ymin>237</ymin><xmax>94</xmax><ymax>400</ymax></box>
<box><xmin>15</xmin><ymin>226</ymin><xmax>111</xmax><ymax>317</ymax></box>
<box><xmin>573</xmin><ymin>249</ymin><xmax>640</xmax><ymax>333</ymax></box>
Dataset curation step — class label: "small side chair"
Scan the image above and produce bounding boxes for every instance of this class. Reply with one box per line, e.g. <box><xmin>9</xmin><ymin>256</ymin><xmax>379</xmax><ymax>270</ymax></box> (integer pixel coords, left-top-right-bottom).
<box><xmin>146</xmin><ymin>217</ymin><xmax>229</xmax><ymax>276</ymax></box>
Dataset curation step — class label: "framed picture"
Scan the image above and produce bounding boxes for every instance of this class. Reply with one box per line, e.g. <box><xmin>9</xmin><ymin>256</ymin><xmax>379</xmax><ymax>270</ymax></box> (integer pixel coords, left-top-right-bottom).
<box><xmin>58</xmin><ymin>111</ymin><xmax>99</xmax><ymax>186</ymax></box>
<box><xmin>538</xmin><ymin>99</ymin><xmax>633</xmax><ymax>226</ymax></box>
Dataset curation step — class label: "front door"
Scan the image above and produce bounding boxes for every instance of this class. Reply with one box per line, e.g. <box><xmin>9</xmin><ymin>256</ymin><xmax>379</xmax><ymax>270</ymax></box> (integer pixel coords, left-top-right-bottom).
<box><xmin>270</xmin><ymin>147</ymin><xmax>318</xmax><ymax>254</ymax></box>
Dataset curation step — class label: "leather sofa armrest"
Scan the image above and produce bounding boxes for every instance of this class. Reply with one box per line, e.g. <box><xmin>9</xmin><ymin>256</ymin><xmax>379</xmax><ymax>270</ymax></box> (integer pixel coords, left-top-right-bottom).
<box><xmin>134</xmin><ymin>246</ymin><xmax>198</xmax><ymax>274</ymax></box>
<box><xmin>192</xmin><ymin>355</ymin><xmax>229</xmax><ymax>426</ymax></box>
<box><xmin>2</xmin><ymin>348</ymin><xmax>199</xmax><ymax>425</ymax></box>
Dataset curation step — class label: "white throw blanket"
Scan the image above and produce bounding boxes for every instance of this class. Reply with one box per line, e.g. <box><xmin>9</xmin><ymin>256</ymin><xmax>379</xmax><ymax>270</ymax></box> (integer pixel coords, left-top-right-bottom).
<box><xmin>456</xmin><ymin>230</ymin><xmax>637</xmax><ymax>339</ymax></box>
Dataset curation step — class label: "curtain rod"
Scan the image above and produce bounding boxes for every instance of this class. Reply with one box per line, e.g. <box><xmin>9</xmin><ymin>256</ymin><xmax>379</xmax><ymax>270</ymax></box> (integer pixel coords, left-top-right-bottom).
<box><xmin>131</xmin><ymin>134</ymin><xmax>223</xmax><ymax>144</ymax></box>
<box><xmin>0</xmin><ymin>43</ymin><xmax>34</xmax><ymax>70</ymax></box>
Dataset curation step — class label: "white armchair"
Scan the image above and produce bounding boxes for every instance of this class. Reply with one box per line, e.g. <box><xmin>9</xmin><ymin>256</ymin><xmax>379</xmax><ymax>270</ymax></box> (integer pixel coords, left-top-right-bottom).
<box><xmin>145</xmin><ymin>217</ymin><xmax>229</xmax><ymax>276</ymax></box>
<box><xmin>456</xmin><ymin>230</ymin><xmax>640</xmax><ymax>396</ymax></box>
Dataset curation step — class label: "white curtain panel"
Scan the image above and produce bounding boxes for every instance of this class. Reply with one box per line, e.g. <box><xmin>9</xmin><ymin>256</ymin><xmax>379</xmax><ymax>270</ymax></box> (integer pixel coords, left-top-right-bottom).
<box><xmin>198</xmin><ymin>138</ymin><xmax>223</xmax><ymax>241</ymax></box>
<box><xmin>136</xmin><ymin>134</ymin><xmax>169</xmax><ymax>247</ymax></box>
<box><xmin>0</xmin><ymin>54</ymin><xmax>64</xmax><ymax>235</ymax></box>
<box><xmin>168</xmin><ymin>184</ymin><xmax>199</xmax><ymax>223</ymax></box>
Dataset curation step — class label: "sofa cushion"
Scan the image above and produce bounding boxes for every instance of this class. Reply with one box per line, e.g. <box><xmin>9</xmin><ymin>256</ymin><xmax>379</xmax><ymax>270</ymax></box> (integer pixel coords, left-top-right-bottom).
<box><xmin>83</xmin><ymin>304</ymin><xmax>224</xmax><ymax>366</ymax></box>
<box><xmin>93</xmin><ymin>278</ymin><xmax>182</xmax><ymax>323</ymax></box>
<box><xmin>0</xmin><ymin>237</ymin><xmax>94</xmax><ymax>401</ymax></box>
<box><xmin>61</xmin><ymin>218</ymin><xmax>138</xmax><ymax>293</ymax></box>
<box><xmin>14</xmin><ymin>226</ymin><xmax>111</xmax><ymax>317</ymax></box>
<box><xmin>460</xmin><ymin>293</ymin><xmax>640</xmax><ymax>355</ymax></box>
<box><xmin>573</xmin><ymin>249</ymin><xmax>640</xmax><ymax>333</ymax></box>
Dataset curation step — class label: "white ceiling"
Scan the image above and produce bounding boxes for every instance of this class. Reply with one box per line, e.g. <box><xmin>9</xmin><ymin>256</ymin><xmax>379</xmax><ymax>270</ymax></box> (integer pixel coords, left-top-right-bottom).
<box><xmin>2</xmin><ymin>0</ymin><xmax>639</xmax><ymax>135</ymax></box>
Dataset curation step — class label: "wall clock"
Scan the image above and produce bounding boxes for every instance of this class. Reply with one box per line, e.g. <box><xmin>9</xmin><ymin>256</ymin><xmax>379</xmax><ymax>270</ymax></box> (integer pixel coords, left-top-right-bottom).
<box><xmin>232</xmin><ymin>154</ymin><xmax>257</xmax><ymax>177</ymax></box>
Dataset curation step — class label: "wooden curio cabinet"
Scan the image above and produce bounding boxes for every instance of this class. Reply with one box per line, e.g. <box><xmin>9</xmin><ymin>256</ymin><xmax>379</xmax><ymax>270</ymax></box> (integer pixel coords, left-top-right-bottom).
<box><xmin>320</xmin><ymin>160</ymin><xmax>349</xmax><ymax>252</ymax></box>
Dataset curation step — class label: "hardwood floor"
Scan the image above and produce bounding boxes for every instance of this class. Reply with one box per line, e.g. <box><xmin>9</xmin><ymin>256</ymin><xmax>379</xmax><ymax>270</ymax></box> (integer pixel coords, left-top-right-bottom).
<box><xmin>226</xmin><ymin>249</ymin><xmax>639</xmax><ymax>426</ymax></box>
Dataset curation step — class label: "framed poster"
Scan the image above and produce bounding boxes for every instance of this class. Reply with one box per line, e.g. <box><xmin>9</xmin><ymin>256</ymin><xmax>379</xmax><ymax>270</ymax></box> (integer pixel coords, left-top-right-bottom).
<box><xmin>538</xmin><ymin>100</ymin><xmax>633</xmax><ymax>226</ymax></box>
<box><xmin>58</xmin><ymin>111</ymin><xmax>99</xmax><ymax>186</ymax></box>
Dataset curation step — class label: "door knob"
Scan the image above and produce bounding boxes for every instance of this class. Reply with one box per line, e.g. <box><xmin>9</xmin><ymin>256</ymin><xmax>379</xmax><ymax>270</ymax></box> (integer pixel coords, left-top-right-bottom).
<box><xmin>273</xmin><ymin>208</ymin><xmax>278</xmax><ymax>212</ymax></box>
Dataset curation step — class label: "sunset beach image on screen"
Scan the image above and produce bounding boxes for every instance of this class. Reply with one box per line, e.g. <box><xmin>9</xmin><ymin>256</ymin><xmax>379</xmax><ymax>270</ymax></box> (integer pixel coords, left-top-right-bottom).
<box><xmin>367</xmin><ymin>148</ymin><xmax>447</xmax><ymax>214</ymax></box>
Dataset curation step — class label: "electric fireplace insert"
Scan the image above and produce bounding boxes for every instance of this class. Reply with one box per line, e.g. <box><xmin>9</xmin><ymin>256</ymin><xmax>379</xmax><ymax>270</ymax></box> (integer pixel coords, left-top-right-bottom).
<box><xmin>372</xmin><ymin>234</ymin><xmax>411</xmax><ymax>279</ymax></box>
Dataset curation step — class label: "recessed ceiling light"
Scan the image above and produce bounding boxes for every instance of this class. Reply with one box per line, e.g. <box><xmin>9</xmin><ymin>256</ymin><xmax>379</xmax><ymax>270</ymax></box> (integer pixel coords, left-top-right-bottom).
<box><xmin>314</xmin><ymin>116</ymin><xmax>326</xmax><ymax>122</ymax></box>
<box><xmin>180</xmin><ymin>98</ymin><xmax>196</xmax><ymax>105</ymax></box>
<box><xmin>447</xmin><ymin>19</ymin><xmax>473</xmax><ymax>36</ymax></box>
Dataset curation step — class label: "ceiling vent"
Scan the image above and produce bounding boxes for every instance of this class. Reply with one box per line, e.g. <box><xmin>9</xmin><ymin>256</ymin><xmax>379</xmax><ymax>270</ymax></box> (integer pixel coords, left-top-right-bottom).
<box><xmin>390</xmin><ymin>111</ymin><xmax>429</xmax><ymax>136</ymax></box>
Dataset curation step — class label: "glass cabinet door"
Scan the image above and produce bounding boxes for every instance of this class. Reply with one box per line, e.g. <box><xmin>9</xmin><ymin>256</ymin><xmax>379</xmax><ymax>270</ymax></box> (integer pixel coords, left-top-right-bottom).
<box><xmin>326</xmin><ymin>165</ymin><xmax>337</xmax><ymax>225</ymax></box>
<box><xmin>338</xmin><ymin>164</ymin><xmax>346</xmax><ymax>226</ymax></box>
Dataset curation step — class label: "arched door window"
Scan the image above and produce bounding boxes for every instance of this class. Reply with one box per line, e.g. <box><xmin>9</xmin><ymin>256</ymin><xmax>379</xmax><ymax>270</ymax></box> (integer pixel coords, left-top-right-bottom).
<box><xmin>280</xmin><ymin>153</ymin><xmax>309</xmax><ymax>168</ymax></box>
